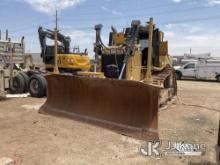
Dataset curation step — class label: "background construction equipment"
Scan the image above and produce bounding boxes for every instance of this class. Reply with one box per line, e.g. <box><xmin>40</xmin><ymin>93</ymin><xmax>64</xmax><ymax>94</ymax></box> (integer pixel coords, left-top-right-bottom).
<box><xmin>0</xmin><ymin>30</ymin><xmax>34</xmax><ymax>97</ymax></box>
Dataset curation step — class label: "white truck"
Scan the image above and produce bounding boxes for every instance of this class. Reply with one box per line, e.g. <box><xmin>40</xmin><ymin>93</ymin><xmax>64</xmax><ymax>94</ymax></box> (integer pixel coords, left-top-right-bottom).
<box><xmin>175</xmin><ymin>61</ymin><xmax>220</xmax><ymax>82</ymax></box>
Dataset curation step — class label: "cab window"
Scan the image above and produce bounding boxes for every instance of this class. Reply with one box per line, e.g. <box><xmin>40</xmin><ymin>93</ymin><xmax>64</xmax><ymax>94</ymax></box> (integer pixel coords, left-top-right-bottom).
<box><xmin>184</xmin><ymin>63</ymin><xmax>195</xmax><ymax>69</ymax></box>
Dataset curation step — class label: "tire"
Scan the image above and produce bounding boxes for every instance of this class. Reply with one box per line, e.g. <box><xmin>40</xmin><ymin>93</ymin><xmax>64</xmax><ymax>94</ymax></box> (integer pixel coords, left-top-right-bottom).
<box><xmin>105</xmin><ymin>64</ymin><xmax>119</xmax><ymax>78</ymax></box>
<box><xmin>9</xmin><ymin>74</ymin><xmax>26</xmax><ymax>94</ymax></box>
<box><xmin>176</xmin><ymin>72</ymin><xmax>182</xmax><ymax>80</ymax></box>
<box><xmin>28</xmin><ymin>74</ymin><xmax>47</xmax><ymax>98</ymax></box>
<box><xmin>217</xmin><ymin>75</ymin><xmax>220</xmax><ymax>82</ymax></box>
<box><xmin>19</xmin><ymin>72</ymin><xmax>29</xmax><ymax>92</ymax></box>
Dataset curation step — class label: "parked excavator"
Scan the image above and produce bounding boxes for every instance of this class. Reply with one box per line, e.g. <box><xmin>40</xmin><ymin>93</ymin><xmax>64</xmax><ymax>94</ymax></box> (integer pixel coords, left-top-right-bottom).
<box><xmin>38</xmin><ymin>26</ymin><xmax>90</xmax><ymax>72</ymax></box>
<box><xmin>27</xmin><ymin>27</ymin><xmax>91</xmax><ymax>97</ymax></box>
<box><xmin>40</xmin><ymin>18</ymin><xmax>177</xmax><ymax>140</ymax></box>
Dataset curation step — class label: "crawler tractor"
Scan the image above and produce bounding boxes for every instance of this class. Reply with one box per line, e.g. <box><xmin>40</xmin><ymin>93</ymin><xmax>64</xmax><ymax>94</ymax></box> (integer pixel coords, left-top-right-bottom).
<box><xmin>40</xmin><ymin>18</ymin><xmax>177</xmax><ymax>140</ymax></box>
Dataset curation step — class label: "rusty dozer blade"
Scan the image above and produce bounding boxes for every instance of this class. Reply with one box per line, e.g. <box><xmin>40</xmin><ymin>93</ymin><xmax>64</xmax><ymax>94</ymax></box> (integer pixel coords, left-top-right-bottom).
<box><xmin>40</xmin><ymin>74</ymin><xmax>160</xmax><ymax>140</ymax></box>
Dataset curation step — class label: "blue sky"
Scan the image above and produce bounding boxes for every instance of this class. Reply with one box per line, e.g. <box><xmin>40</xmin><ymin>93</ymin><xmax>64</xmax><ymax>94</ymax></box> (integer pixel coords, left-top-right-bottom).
<box><xmin>0</xmin><ymin>0</ymin><xmax>220</xmax><ymax>57</ymax></box>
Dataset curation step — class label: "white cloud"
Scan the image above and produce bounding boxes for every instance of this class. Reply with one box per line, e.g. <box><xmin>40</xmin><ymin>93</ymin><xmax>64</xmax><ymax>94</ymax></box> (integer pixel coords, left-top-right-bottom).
<box><xmin>172</xmin><ymin>0</ymin><xmax>182</xmax><ymax>2</ymax></box>
<box><xmin>101</xmin><ymin>6</ymin><xmax>108</xmax><ymax>11</ymax></box>
<box><xmin>208</xmin><ymin>0</ymin><xmax>220</xmax><ymax>5</ymax></box>
<box><xmin>164</xmin><ymin>23</ymin><xmax>201</xmax><ymax>33</ymax></box>
<box><xmin>165</xmin><ymin>23</ymin><xmax>187</xmax><ymax>30</ymax></box>
<box><xmin>164</xmin><ymin>31</ymin><xmax>176</xmax><ymax>38</ymax></box>
<box><xmin>188</xmin><ymin>26</ymin><xmax>201</xmax><ymax>33</ymax></box>
<box><xmin>165</xmin><ymin>24</ymin><xmax>176</xmax><ymax>30</ymax></box>
<box><xmin>172</xmin><ymin>0</ymin><xmax>220</xmax><ymax>5</ymax></box>
<box><xmin>166</xmin><ymin>34</ymin><xmax>220</xmax><ymax>57</ymax></box>
<box><xmin>20</xmin><ymin>0</ymin><xmax>84</xmax><ymax>15</ymax></box>
<box><xmin>63</xmin><ymin>29</ymin><xmax>110</xmax><ymax>58</ymax></box>
<box><xmin>101</xmin><ymin>6</ymin><xmax>123</xmax><ymax>16</ymax></box>
<box><xmin>163</xmin><ymin>24</ymin><xmax>220</xmax><ymax>57</ymax></box>
<box><xmin>184</xmin><ymin>34</ymin><xmax>220</xmax><ymax>47</ymax></box>
<box><xmin>63</xmin><ymin>30</ymin><xmax>95</xmax><ymax>57</ymax></box>
<box><xmin>111</xmin><ymin>10</ymin><xmax>123</xmax><ymax>16</ymax></box>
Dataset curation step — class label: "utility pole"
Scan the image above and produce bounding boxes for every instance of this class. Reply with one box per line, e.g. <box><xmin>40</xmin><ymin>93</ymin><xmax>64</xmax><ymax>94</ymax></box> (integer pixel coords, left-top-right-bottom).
<box><xmin>53</xmin><ymin>9</ymin><xmax>60</xmax><ymax>74</ymax></box>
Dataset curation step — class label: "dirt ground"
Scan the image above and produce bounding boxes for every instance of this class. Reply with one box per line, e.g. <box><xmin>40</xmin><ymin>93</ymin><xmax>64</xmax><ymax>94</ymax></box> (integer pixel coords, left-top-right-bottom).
<box><xmin>0</xmin><ymin>80</ymin><xmax>219</xmax><ymax>165</ymax></box>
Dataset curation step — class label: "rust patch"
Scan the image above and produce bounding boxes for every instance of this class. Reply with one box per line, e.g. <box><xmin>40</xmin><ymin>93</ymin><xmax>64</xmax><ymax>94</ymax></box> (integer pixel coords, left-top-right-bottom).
<box><xmin>40</xmin><ymin>74</ymin><xmax>160</xmax><ymax>140</ymax></box>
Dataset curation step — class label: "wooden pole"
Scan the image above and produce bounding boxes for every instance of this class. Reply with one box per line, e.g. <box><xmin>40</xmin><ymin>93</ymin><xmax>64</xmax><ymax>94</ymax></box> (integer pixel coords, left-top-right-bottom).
<box><xmin>53</xmin><ymin>10</ymin><xmax>60</xmax><ymax>74</ymax></box>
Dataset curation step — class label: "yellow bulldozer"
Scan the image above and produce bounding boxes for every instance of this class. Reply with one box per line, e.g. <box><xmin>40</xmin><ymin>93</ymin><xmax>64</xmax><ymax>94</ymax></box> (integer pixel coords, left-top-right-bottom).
<box><xmin>40</xmin><ymin>18</ymin><xmax>177</xmax><ymax>140</ymax></box>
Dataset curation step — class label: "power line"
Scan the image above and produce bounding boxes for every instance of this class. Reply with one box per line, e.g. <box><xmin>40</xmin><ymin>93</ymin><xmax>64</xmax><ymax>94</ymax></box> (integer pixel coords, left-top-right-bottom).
<box><xmin>158</xmin><ymin>14</ymin><xmax>220</xmax><ymax>25</ymax></box>
<box><xmin>61</xmin><ymin>5</ymin><xmax>219</xmax><ymax>23</ymax></box>
<box><xmin>62</xmin><ymin>0</ymin><xmax>175</xmax><ymax>11</ymax></box>
<box><xmin>20</xmin><ymin>14</ymin><xmax>220</xmax><ymax>52</ymax></box>
<box><xmin>10</xmin><ymin>21</ymin><xmax>53</xmax><ymax>33</ymax></box>
<box><xmin>58</xmin><ymin>14</ymin><xmax>220</xmax><ymax>32</ymax></box>
<box><xmin>7</xmin><ymin>14</ymin><xmax>220</xmax><ymax>37</ymax></box>
<box><xmin>5</xmin><ymin>2</ymin><xmax>219</xmax><ymax>34</ymax></box>
<box><xmin>60</xmin><ymin>0</ymin><xmax>206</xmax><ymax>17</ymax></box>
<box><xmin>5</xmin><ymin>6</ymin><xmax>220</xmax><ymax>39</ymax></box>
<box><xmin>7</xmin><ymin>0</ymin><xmax>210</xmax><ymax>33</ymax></box>
<box><xmin>61</xmin><ymin>1</ymin><xmax>177</xmax><ymax>17</ymax></box>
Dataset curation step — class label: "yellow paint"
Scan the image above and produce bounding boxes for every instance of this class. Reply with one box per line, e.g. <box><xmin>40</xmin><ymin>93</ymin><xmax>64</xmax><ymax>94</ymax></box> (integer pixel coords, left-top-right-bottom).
<box><xmin>159</xmin><ymin>56</ymin><xmax>171</xmax><ymax>68</ymax></box>
<box><xmin>159</xmin><ymin>41</ymin><xmax>171</xmax><ymax>68</ymax></box>
<box><xmin>113</xmin><ymin>33</ymin><xmax>125</xmax><ymax>45</ymax></box>
<box><xmin>53</xmin><ymin>29</ymin><xmax>60</xmax><ymax>74</ymax></box>
<box><xmin>126</xmin><ymin>50</ymin><xmax>142</xmax><ymax>81</ymax></box>
<box><xmin>76</xmin><ymin>71</ymin><xmax>105</xmax><ymax>78</ymax></box>
<box><xmin>145</xmin><ymin>18</ymin><xmax>154</xmax><ymax>83</ymax></box>
<box><xmin>46</xmin><ymin>54</ymin><xmax>91</xmax><ymax>70</ymax></box>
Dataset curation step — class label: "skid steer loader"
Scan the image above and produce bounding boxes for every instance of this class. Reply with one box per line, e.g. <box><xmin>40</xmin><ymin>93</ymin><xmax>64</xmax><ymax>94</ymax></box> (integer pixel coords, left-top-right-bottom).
<box><xmin>40</xmin><ymin>18</ymin><xmax>177</xmax><ymax>140</ymax></box>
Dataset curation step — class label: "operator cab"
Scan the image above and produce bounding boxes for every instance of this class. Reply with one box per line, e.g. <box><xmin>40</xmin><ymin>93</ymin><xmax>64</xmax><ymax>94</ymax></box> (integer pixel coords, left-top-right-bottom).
<box><xmin>98</xmin><ymin>21</ymin><xmax>165</xmax><ymax>79</ymax></box>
